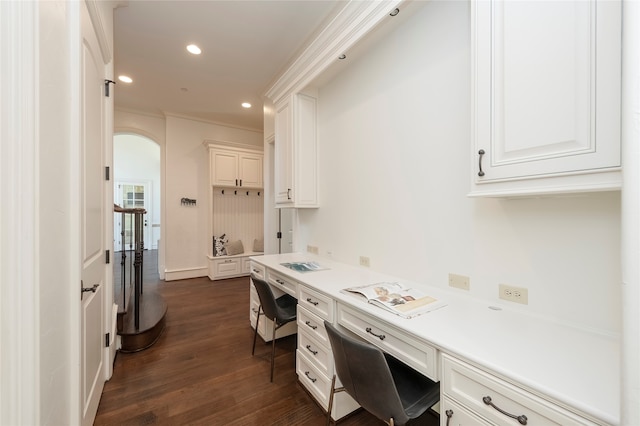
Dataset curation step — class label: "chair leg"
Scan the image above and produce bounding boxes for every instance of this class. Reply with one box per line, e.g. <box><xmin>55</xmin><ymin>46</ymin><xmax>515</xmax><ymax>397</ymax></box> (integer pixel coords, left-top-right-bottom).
<box><xmin>252</xmin><ymin>306</ymin><xmax>261</xmax><ymax>356</ymax></box>
<box><xmin>326</xmin><ymin>375</ymin><xmax>337</xmax><ymax>426</ymax></box>
<box><xmin>270</xmin><ymin>321</ymin><xmax>277</xmax><ymax>382</ymax></box>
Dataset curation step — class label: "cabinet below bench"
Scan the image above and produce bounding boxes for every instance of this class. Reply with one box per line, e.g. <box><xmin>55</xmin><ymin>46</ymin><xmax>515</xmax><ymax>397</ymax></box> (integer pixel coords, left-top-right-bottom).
<box><xmin>207</xmin><ymin>252</ymin><xmax>262</xmax><ymax>280</ymax></box>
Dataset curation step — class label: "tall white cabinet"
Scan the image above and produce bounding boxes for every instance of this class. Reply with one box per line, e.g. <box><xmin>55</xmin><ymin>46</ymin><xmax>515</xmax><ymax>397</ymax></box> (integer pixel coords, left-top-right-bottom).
<box><xmin>274</xmin><ymin>93</ymin><xmax>319</xmax><ymax>208</ymax></box>
<box><xmin>470</xmin><ymin>0</ymin><xmax>622</xmax><ymax>197</ymax></box>
<box><xmin>204</xmin><ymin>141</ymin><xmax>264</xmax><ymax>280</ymax></box>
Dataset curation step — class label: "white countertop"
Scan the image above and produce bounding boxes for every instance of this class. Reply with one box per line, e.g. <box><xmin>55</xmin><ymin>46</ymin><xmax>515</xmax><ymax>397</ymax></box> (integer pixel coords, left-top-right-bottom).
<box><xmin>251</xmin><ymin>253</ymin><xmax>620</xmax><ymax>425</ymax></box>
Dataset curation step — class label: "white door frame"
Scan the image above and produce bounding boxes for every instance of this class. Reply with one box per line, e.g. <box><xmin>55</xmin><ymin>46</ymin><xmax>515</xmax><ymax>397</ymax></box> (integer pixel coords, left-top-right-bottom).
<box><xmin>114</xmin><ymin>179</ymin><xmax>153</xmax><ymax>251</ymax></box>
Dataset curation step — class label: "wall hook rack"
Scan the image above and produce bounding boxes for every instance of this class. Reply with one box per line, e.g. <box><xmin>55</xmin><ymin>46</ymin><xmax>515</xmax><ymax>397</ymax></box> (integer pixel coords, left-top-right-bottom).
<box><xmin>181</xmin><ymin>197</ymin><xmax>196</xmax><ymax>206</ymax></box>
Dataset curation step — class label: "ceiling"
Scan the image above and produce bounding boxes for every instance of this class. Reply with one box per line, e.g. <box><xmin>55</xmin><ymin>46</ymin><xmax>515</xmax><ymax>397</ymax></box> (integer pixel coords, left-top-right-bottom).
<box><xmin>113</xmin><ymin>0</ymin><xmax>345</xmax><ymax>132</ymax></box>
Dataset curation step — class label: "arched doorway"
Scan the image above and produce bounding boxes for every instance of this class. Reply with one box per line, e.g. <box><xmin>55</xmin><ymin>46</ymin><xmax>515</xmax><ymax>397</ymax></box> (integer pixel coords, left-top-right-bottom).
<box><xmin>113</xmin><ymin>133</ymin><xmax>161</xmax><ymax>252</ymax></box>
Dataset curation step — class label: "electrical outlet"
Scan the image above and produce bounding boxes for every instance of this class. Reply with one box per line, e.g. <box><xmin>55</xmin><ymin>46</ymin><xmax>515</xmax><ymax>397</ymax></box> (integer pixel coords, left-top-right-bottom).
<box><xmin>499</xmin><ymin>284</ymin><xmax>528</xmax><ymax>305</ymax></box>
<box><xmin>307</xmin><ymin>245</ymin><xmax>319</xmax><ymax>254</ymax></box>
<box><xmin>359</xmin><ymin>256</ymin><xmax>370</xmax><ymax>267</ymax></box>
<box><xmin>448</xmin><ymin>273</ymin><xmax>470</xmax><ymax>290</ymax></box>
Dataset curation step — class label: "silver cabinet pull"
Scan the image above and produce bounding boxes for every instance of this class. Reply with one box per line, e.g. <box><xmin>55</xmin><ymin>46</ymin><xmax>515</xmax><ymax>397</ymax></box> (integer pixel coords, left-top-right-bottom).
<box><xmin>483</xmin><ymin>396</ymin><xmax>527</xmax><ymax>425</ymax></box>
<box><xmin>478</xmin><ymin>149</ymin><xmax>486</xmax><ymax>177</ymax></box>
<box><xmin>81</xmin><ymin>283</ymin><xmax>99</xmax><ymax>294</ymax></box>
<box><xmin>365</xmin><ymin>327</ymin><xmax>385</xmax><ymax>340</ymax></box>
<box><xmin>305</xmin><ymin>345</ymin><xmax>318</xmax><ymax>356</ymax></box>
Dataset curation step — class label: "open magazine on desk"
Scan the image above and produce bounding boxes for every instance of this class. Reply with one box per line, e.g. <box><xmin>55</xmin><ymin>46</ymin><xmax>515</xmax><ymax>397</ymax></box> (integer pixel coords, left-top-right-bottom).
<box><xmin>342</xmin><ymin>282</ymin><xmax>446</xmax><ymax>318</ymax></box>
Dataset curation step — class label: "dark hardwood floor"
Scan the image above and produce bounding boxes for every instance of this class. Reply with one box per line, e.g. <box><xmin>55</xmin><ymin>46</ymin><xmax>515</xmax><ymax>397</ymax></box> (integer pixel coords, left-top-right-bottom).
<box><xmin>95</xmin><ymin>253</ymin><xmax>438</xmax><ymax>425</ymax></box>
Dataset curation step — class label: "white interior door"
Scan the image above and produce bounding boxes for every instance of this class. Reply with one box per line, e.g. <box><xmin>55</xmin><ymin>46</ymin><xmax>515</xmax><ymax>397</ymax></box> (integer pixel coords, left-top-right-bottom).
<box><xmin>113</xmin><ymin>181</ymin><xmax>151</xmax><ymax>251</ymax></box>
<box><xmin>80</xmin><ymin>3</ymin><xmax>107</xmax><ymax>425</ymax></box>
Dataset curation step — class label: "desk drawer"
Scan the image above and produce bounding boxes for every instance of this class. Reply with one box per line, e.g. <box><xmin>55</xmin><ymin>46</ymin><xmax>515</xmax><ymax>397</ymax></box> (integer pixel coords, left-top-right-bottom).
<box><xmin>441</xmin><ymin>397</ymin><xmax>491</xmax><ymax>426</ymax></box>
<box><xmin>298</xmin><ymin>328</ymin><xmax>333</xmax><ymax>377</ymax></box>
<box><xmin>212</xmin><ymin>257</ymin><xmax>242</xmax><ymax>277</ymax></box>
<box><xmin>297</xmin><ymin>305</ymin><xmax>329</xmax><ymax>347</ymax></box>
<box><xmin>298</xmin><ymin>285</ymin><xmax>333</xmax><ymax>321</ymax></box>
<box><xmin>268</xmin><ymin>270</ymin><xmax>298</xmax><ymax>297</ymax></box>
<box><xmin>337</xmin><ymin>304</ymin><xmax>438</xmax><ymax>381</ymax></box>
<box><xmin>442</xmin><ymin>354</ymin><xmax>599</xmax><ymax>426</ymax></box>
<box><xmin>249</xmin><ymin>262</ymin><xmax>265</xmax><ymax>280</ymax></box>
<box><xmin>297</xmin><ymin>349</ymin><xmax>331</xmax><ymax>407</ymax></box>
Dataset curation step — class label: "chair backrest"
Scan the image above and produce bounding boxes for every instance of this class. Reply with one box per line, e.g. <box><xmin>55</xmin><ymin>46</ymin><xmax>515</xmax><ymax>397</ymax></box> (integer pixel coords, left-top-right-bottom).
<box><xmin>325</xmin><ymin>321</ymin><xmax>409</xmax><ymax>425</ymax></box>
<box><xmin>251</xmin><ymin>275</ymin><xmax>280</xmax><ymax>322</ymax></box>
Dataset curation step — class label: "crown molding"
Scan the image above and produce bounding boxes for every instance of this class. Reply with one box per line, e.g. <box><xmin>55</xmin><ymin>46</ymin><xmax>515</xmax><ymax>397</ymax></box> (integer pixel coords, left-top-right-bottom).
<box><xmin>265</xmin><ymin>0</ymin><xmax>404</xmax><ymax>104</ymax></box>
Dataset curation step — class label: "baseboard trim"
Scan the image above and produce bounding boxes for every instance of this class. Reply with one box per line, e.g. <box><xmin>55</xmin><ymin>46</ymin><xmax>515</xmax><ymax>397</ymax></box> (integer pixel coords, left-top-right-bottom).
<box><xmin>163</xmin><ymin>267</ymin><xmax>208</xmax><ymax>281</ymax></box>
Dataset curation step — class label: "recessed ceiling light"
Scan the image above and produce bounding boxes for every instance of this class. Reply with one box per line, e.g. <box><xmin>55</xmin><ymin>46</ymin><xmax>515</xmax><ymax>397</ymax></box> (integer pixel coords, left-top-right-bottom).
<box><xmin>118</xmin><ymin>75</ymin><xmax>133</xmax><ymax>83</ymax></box>
<box><xmin>241</xmin><ymin>102</ymin><xmax>252</xmax><ymax>108</ymax></box>
<box><xmin>186</xmin><ymin>44</ymin><xmax>201</xmax><ymax>55</ymax></box>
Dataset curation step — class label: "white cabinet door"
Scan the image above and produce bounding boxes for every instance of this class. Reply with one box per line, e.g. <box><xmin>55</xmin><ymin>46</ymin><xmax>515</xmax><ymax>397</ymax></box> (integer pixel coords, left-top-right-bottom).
<box><xmin>238</xmin><ymin>152</ymin><xmax>263</xmax><ymax>188</ymax></box>
<box><xmin>274</xmin><ymin>93</ymin><xmax>318</xmax><ymax>207</ymax></box>
<box><xmin>470</xmin><ymin>0</ymin><xmax>621</xmax><ymax>197</ymax></box>
<box><xmin>210</xmin><ymin>150</ymin><xmax>239</xmax><ymax>187</ymax></box>
<box><xmin>275</xmin><ymin>98</ymin><xmax>294</xmax><ymax>205</ymax></box>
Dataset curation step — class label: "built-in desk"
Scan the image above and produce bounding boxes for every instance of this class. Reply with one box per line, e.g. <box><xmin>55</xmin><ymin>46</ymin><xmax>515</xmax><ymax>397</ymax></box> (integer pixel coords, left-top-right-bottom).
<box><xmin>250</xmin><ymin>253</ymin><xmax>619</xmax><ymax>425</ymax></box>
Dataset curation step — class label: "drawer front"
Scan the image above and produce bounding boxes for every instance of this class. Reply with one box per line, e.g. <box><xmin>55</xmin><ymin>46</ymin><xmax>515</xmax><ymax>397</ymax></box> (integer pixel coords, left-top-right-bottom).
<box><xmin>242</xmin><ymin>257</ymin><xmax>252</xmax><ymax>274</ymax></box>
<box><xmin>337</xmin><ymin>304</ymin><xmax>438</xmax><ymax>381</ymax></box>
<box><xmin>441</xmin><ymin>397</ymin><xmax>491</xmax><ymax>426</ymax></box>
<box><xmin>298</xmin><ymin>328</ymin><xmax>333</xmax><ymax>377</ymax></box>
<box><xmin>297</xmin><ymin>349</ymin><xmax>331</xmax><ymax>407</ymax></box>
<box><xmin>214</xmin><ymin>258</ymin><xmax>241</xmax><ymax>277</ymax></box>
<box><xmin>298</xmin><ymin>284</ymin><xmax>333</xmax><ymax>321</ymax></box>
<box><xmin>249</xmin><ymin>261</ymin><xmax>265</xmax><ymax>279</ymax></box>
<box><xmin>442</xmin><ymin>354</ymin><xmax>598</xmax><ymax>426</ymax></box>
<box><xmin>268</xmin><ymin>270</ymin><xmax>298</xmax><ymax>297</ymax></box>
<box><xmin>297</xmin><ymin>305</ymin><xmax>329</xmax><ymax>347</ymax></box>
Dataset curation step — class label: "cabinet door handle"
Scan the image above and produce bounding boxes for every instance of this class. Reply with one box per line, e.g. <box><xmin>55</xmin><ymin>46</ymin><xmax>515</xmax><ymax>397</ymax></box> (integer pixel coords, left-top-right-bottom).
<box><xmin>365</xmin><ymin>327</ymin><xmax>386</xmax><ymax>340</ymax></box>
<box><xmin>304</xmin><ymin>371</ymin><xmax>317</xmax><ymax>383</ymax></box>
<box><xmin>306</xmin><ymin>297</ymin><xmax>318</xmax><ymax>306</ymax></box>
<box><xmin>445</xmin><ymin>410</ymin><xmax>453</xmax><ymax>426</ymax></box>
<box><xmin>252</xmin><ymin>268</ymin><xmax>261</xmax><ymax>274</ymax></box>
<box><xmin>482</xmin><ymin>396</ymin><xmax>527</xmax><ymax>425</ymax></box>
<box><xmin>305</xmin><ymin>345</ymin><xmax>318</xmax><ymax>356</ymax></box>
<box><xmin>287</xmin><ymin>188</ymin><xmax>291</xmax><ymax>200</ymax></box>
<box><xmin>239</xmin><ymin>179</ymin><xmax>242</xmax><ymax>187</ymax></box>
<box><xmin>478</xmin><ymin>149</ymin><xmax>486</xmax><ymax>177</ymax></box>
<box><xmin>276</xmin><ymin>279</ymin><xmax>285</xmax><ymax>285</ymax></box>
<box><xmin>304</xmin><ymin>320</ymin><xmax>317</xmax><ymax>330</ymax></box>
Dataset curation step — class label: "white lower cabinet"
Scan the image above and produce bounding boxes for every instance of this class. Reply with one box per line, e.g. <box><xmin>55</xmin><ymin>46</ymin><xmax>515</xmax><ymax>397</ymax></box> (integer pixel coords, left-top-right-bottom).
<box><xmin>208</xmin><ymin>254</ymin><xmax>262</xmax><ymax>280</ymax></box>
<box><xmin>296</xmin><ymin>286</ymin><xmax>359</xmax><ymax>421</ymax></box>
<box><xmin>441</xmin><ymin>354</ymin><xmax>600</xmax><ymax>426</ymax></box>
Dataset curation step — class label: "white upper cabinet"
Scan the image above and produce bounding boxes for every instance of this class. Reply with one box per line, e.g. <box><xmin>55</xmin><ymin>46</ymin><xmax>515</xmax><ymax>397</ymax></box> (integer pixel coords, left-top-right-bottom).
<box><xmin>274</xmin><ymin>93</ymin><xmax>318</xmax><ymax>208</ymax></box>
<box><xmin>470</xmin><ymin>0</ymin><xmax>621</xmax><ymax>197</ymax></box>
<box><xmin>207</xmin><ymin>145</ymin><xmax>263</xmax><ymax>189</ymax></box>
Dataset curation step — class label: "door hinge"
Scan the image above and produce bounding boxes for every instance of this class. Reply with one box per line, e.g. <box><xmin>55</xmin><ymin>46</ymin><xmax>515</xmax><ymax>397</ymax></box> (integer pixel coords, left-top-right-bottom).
<box><xmin>105</xmin><ymin>166</ymin><xmax>110</xmax><ymax>181</ymax></box>
<box><xmin>105</xmin><ymin>249</ymin><xmax>110</xmax><ymax>264</ymax></box>
<box><xmin>105</xmin><ymin>333</ymin><xmax>110</xmax><ymax>347</ymax></box>
<box><xmin>276</xmin><ymin>232</ymin><xmax>282</xmax><ymax>239</ymax></box>
<box><xmin>104</xmin><ymin>79</ymin><xmax>116</xmax><ymax>97</ymax></box>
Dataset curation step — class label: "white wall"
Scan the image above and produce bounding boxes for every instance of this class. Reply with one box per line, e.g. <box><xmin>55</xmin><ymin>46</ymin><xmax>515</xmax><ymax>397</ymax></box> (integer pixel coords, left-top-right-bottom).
<box><xmin>163</xmin><ymin>115</ymin><xmax>262</xmax><ymax>279</ymax></box>
<box><xmin>297</xmin><ymin>1</ymin><xmax>621</xmax><ymax>334</ymax></box>
<box><xmin>114</xmin><ymin>134</ymin><xmax>161</xmax><ymax>248</ymax></box>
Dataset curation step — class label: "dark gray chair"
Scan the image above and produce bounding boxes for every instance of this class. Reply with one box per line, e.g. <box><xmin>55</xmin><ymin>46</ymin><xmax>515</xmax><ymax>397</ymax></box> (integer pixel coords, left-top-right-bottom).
<box><xmin>324</xmin><ymin>321</ymin><xmax>440</xmax><ymax>426</ymax></box>
<box><xmin>251</xmin><ymin>274</ymin><xmax>297</xmax><ymax>382</ymax></box>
